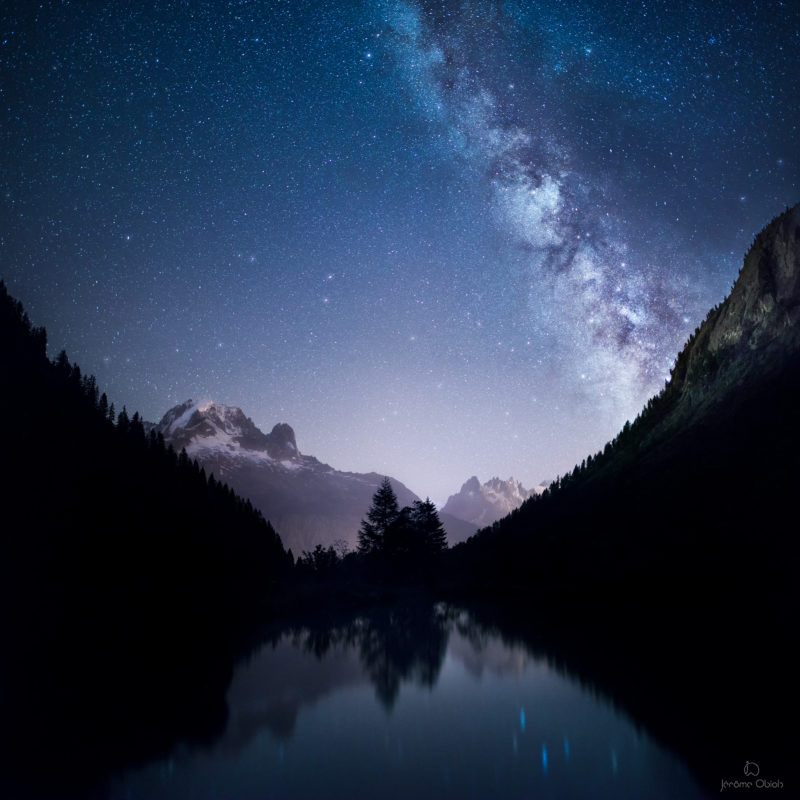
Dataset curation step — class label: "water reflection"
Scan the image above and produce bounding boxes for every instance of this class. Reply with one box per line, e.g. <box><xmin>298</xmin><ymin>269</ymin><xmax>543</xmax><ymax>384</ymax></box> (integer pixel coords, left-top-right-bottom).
<box><xmin>315</xmin><ymin>603</ymin><xmax>449</xmax><ymax>709</ymax></box>
<box><xmin>108</xmin><ymin>602</ymin><xmax>709</xmax><ymax>800</ymax></box>
<box><xmin>224</xmin><ymin>602</ymin><xmax>453</xmax><ymax>757</ymax></box>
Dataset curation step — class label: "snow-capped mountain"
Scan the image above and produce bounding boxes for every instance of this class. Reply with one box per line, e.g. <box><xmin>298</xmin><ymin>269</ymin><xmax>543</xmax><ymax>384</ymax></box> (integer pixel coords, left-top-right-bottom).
<box><xmin>153</xmin><ymin>399</ymin><xmax>471</xmax><ymax>555</ymax></box>
<box><xmin>156</xmin><ymin>400</ymin><xmax>302</xmax><ymax>465</ymax></box>
<box><xmin>441</xmin><ymin>475</ymin><xmax>535</xmax><ymax>529</ymax></box>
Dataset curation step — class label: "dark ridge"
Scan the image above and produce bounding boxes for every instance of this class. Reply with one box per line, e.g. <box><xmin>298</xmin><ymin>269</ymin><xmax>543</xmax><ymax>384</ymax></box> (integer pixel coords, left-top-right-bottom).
<box><xmin>0</xmin><ymin>280</ymin><xmax>292</xmax><ymax>798</ymax></box>
<box><xmin>446</xmin><ymin>203</ymin><xmax>800</xmax><ymax>788</ymax></box>
<box><xmin>453</xmin><ymin>202</ymin><xmax>800</xmax><ymax>602</ymax></box>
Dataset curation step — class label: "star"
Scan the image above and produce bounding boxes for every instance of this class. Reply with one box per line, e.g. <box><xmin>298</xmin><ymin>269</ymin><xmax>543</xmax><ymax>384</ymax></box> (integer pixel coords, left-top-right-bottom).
<box><xmin>1</xmin><ymin>0</ymin><xmax>797</xmax><ymax>502</ymax></box>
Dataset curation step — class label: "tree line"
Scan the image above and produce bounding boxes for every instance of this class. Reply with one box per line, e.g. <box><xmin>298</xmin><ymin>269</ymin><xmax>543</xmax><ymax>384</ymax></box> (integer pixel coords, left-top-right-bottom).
<box><xmin>296</xmin><ymin>478</ymin><xmax>447</xmax><ymax>583</ymax></box>
<box><xmin>0</xmin><ymin>280</ymin><xmax>292</xmax><ymax>652</ymax></box>
<box><xmin>2</xmin><ymin>279</ymin><xmax>452</xmax><ymax>622</ymax></box>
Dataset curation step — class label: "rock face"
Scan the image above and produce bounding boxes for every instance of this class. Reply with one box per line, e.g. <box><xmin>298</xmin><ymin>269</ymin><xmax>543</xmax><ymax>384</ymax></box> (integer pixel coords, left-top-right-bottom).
<box><xmin>666</xmin><ymin>203</ymin><xmax>800</xmax><ymax>421</ymax></box>
<box><xmin>266</xmin><ymin>423</ymin><xmax>299</xmax><ymax>460</ymax></box>
<box><xmin>708</xmin><ymin>205</ymin><xmax>800</xmax><ymax>355</ymax></box>
<box><xmin>154</xmin><ymin>399</ymin><xmax>426</xmax><ymax>555</ymax></box>
<box><xmin>464</xmin><ymin>202</ymin><xmax>800</xmax><ymax>598</ymax></box>
<box><xmin>157</xmin><ymin>400</ymin><xmax>282</xmax><ymax>455</ymax></box>
<box><xmin>442</xmin><ymin>475</ymin><xmax>534</xmax><ymax>529</ymax></box>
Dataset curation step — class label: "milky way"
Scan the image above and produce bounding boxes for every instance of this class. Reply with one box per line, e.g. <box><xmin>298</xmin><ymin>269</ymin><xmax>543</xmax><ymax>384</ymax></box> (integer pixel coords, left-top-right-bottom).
<box><xmin>1</xmin><ymin>1</ymin><xmax>798</xmax><ymax>502</ymax></box>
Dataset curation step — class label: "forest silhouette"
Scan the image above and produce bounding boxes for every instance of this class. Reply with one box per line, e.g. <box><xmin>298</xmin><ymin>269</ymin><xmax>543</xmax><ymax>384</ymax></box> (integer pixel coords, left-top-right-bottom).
<box><xmin>1</xmin><ymin>203</ymin><xmax>798</xmax><ymax>796</ymax></box>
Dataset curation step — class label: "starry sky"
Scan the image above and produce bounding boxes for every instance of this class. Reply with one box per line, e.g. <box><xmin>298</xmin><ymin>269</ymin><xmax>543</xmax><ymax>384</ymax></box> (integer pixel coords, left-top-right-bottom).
<box><xmin>2</xmin><ymin>0</ymin><xmax>798</xmax><ymax>504</ymax></box>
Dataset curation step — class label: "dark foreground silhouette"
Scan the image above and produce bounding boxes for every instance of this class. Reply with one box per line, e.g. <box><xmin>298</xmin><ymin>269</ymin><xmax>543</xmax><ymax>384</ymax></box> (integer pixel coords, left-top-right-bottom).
<box><xmin>2</xmin><ymin>203</ymin><xmax>798</xmax><ymax>797</ymax></box>
<box><xmin>4</xmin><ymin>595</ymin><xmax>793</xmax><ymax>799</ymax></box>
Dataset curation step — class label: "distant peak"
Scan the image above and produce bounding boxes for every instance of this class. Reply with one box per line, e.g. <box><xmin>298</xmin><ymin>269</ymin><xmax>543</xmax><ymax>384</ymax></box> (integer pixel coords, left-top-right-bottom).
<box><xmin>267</xmin><ymin>423</ymin><xmax>299</xmax><ymax>458</ymax></box>
<box><xmin>461</xmin><ymin>476</ymin><xmax>481</xmax><ymax>493</ymax></box>
<box><xmin>156</xmin><ymin>400</ymin><xmax>300</xmax><ymax>459</ymax></box>
<box><xmin>444</xmin><ymin>474</ymin><xmax>534</xmax><ymax>528</ymax></box>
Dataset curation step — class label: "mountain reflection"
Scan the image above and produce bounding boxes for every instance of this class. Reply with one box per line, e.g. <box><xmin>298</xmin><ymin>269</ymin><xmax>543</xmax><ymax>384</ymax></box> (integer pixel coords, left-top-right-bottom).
<box><xmin>341</xmin><ymin>603</ymin><xmax>450</xmax><ymax>708</ymax></box>
<box><xmin>221</xmin><ymin>602</ymin><xmax>479</xmax><ymax>761</ymax></box>
<box><xmin>3</xmin><ymin>601</ymin><xmax>741</xmax><ymax>799</ymax></box>
<box><xmin>232</xmin><ymin>603</ymin><xmax>454</xmax><ymax>740</ymax></box>
<box><xmin>107</xmin><ymin>602</ymin><xmax>712</xmax><ymax>800</ymax></box>
<box><xmin>222</xmin><ymin>601</ymin><xmax>563</xmax><ymax>765</ymax></box>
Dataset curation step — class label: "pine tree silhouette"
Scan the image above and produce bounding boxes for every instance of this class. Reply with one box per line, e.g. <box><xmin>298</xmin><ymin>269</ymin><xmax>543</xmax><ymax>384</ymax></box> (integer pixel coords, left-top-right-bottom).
<box><xmin>358</xmin><ymin>477</ymin><xmax>399</xmax><ymax>556</ymax></box>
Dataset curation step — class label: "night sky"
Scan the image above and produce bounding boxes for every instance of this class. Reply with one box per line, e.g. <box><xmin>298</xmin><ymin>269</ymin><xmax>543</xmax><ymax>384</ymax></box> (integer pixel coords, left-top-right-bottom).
<box><xmin>2</xmin><ymin>1</ymin><xmax>798</xmax><ymax>503</ymax></box>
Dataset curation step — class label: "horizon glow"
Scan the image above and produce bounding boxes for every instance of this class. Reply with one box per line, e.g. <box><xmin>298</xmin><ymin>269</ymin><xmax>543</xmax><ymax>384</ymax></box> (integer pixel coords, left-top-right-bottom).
<box><xmin>2</xmin><ymin>0</ymin><xmax>798</xmax><ymax>502</ymax></box>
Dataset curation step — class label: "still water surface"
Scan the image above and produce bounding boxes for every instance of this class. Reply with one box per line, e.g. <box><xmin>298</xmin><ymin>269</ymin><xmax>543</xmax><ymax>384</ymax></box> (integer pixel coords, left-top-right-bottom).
<box><xmin>109</xmin><ymin>606</ymin><xmax>708</xmax><ymax>799</ymax></box>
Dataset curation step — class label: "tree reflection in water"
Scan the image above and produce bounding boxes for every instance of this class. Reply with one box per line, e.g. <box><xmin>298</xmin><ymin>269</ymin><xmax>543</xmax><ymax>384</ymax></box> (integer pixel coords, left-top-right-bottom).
<box><xmin>296</xmin><ymin>602</ymin><xmax>452</xmax><ymax>709</ymax></box>
<box><xmin>107</xmin><ymin>601</ymin><xmax>714</xmax><ymax>800</ymax></box>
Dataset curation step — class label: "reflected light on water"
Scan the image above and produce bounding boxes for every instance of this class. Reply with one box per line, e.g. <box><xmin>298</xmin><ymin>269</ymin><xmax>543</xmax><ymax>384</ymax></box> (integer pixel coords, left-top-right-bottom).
<box><xmin>104</xmin><ymin>606</ymin><xmax>710</xmax><ymax>800</ymax></box>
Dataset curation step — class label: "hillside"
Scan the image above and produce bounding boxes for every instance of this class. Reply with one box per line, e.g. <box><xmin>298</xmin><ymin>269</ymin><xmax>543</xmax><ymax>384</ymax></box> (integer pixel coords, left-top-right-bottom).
<box><xmin>151</xmin><ymin>398</ymin><xmax>472</xmax><ymax>554</ymax></box>
<box><xmin>0</xmin><ymin>281</ymin><xmax>292</xmax><ymax>795</ymax></box>
<box><xmin>455</xmin><ymin>203</ymin><xmax>800</xmax><ymax>616</ymax></box>
<box><xmin>448</xmin><ymin>204</ymin><xmax>800</xmax><ymax>787</ymax></box>
<box><xmin>0</xmin><ymin>281</ymin><xmax>291</xmax><ymax>626</ymax></box>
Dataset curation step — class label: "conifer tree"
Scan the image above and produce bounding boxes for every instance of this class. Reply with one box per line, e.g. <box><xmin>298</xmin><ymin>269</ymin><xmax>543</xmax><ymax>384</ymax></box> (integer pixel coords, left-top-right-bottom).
<box><xmin>410</xmin><ymin>498</ymin><xmax>447</xmax><ymax>555</ymax></box>
<box><xmin>385</xmin><ymin>505</ymin><xmax>415</xmax><ymax>558</ymax></box>
<box><xmin>358</xmin><ymin>477</ymin><xmax>399</xmax><ymax>555</ymax></box>
<box><xmin>116</xmin><ymin>405</ymin><xmax>130</xmax><ymax>434</ymax></box>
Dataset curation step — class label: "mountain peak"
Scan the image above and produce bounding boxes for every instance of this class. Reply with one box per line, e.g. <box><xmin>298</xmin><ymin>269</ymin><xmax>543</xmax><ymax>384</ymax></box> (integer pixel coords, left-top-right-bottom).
<box><xmin>266</xmin><ymin>422</ymin><xmax>298</xmax><ymax>460</ymax></box>
<box><xmin>443</xmin><ymin>475</ymin><xmax>533</xmax><ymax>528</ymax></box>
<box><xmin>706</xmin><ymin>203</ymin><xmax>800</xmax><ymax>358</ymax></box>
<box><xmin>151</xmin><ymin>398</ymin><xmax>425</xmax><ymax>554</ymax></box>
<box><xmin>665</xmin><ymin>202</ymin><xmax>800</xmax><ymax>421</ymax></box>
<box><xmin>156</xmin><ymin>399</ymin><xmax>299</xmax><ymax>460</ymax></box>
<box><xmin>460</xmin><ymin>476</ymin><xmax>482</xmax><ymax>494</ymax></box>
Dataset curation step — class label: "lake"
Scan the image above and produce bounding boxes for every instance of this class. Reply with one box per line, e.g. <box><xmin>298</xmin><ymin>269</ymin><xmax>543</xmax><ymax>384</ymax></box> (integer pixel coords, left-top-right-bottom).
<box><xmin>107</xmin><ymin>604</ymin><xmax>709</xmax><ymax>799</ymax></box>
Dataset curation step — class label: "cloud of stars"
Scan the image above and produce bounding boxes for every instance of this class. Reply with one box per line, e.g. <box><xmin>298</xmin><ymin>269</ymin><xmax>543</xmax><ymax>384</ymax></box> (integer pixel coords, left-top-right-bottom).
<box><xmin>1</xmin><ymin>0</ymin><xmax>798</xmax><ymax>502</ymax></box>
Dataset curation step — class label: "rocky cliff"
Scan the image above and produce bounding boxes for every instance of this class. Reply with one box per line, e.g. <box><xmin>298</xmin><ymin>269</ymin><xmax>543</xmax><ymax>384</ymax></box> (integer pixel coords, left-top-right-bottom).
<box><xmin>666</xmin><ymin>203</ymin><xmax>800</xmax><ymax>420</ymax></box>
<box><xmin>461</xmin><ymin>202</ymin><xmax>800</xmax><ymax>597</ymax></box>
